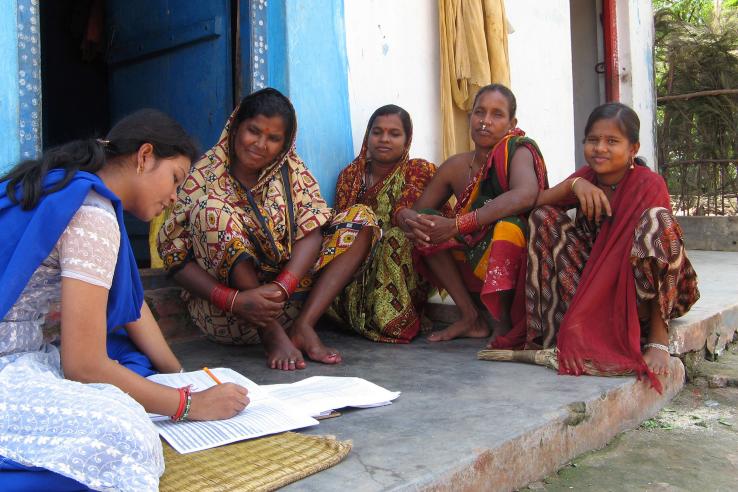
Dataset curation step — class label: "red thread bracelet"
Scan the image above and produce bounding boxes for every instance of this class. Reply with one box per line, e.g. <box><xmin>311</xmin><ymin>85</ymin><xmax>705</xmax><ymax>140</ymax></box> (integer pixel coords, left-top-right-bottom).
<box><xmin>171</xmin><ymin>387</ymin><xmax>187</xmax><ymax>421</ymax></box>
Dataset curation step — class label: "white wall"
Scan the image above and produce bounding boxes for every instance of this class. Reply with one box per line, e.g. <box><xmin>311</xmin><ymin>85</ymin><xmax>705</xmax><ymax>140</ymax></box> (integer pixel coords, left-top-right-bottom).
<box><xmin>343</xmin><ymin>0</ymin><xmax>655</xmax><ymax>186</ymax></box>
<box><xmin>505</xmin><ymin>0</ymin><xmax>576</xmax><ymax>185</ymax></box>
<box><xmin>617</xmin><ymin>0</ymin><xmax>657</xmax><ymax>168</ymax></box>
<box><xmin>343</xmin><ymin>0</ymin><xmax>442</xmax><ymax>165</ymax></box>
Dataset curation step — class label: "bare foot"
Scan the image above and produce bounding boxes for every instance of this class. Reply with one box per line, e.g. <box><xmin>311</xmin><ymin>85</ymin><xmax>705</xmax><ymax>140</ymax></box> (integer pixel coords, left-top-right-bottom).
<box><xmin>289</xmin><ymin>322</ymin><xmax>342</xmax><ymax>364</ymax></box>
<box><xmin>485</xmin><ymin>319</ymin><xmax>512</xmax><ymax>348</ymax></box>
<box><xmin>644</xmin><ymin>347</ymin><xmax>671</xmax><ymax>376</ymax></box>
<box><xmin>259</xmin><ymin>321</ymin><xmax>306</xmax><ymax>371</ymax></box>
<box><xmin>427</xmin><ymin>310</ymin><xmax>490</xmax><ymax>342</ymax></box>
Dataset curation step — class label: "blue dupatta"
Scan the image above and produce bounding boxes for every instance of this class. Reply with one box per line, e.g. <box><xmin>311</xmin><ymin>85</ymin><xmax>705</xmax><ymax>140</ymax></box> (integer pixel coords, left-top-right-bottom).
<box><xmin>0</xmin><ymin>170</ymin><xmax>143</xmax><ymax>330</ymax></box>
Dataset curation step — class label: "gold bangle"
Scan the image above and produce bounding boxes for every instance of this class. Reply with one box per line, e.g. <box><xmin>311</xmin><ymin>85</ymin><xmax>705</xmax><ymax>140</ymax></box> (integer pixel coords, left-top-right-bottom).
<box><xmin>570</xmin><ymin>177</ymin><xmax>582</xmax><ymax>194</ymax></box>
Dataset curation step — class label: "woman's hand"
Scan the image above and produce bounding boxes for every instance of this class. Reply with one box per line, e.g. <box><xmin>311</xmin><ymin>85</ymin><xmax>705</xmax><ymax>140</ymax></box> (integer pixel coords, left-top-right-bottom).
<box><xmin>232</xmin><ymin>285</ymin><xmax>284</xmax><ymax>327</ymax></box>
<box><xmin>424</xmin><ymin>215</ymin><xmax>458</xmax><ymax>244</ymax></box>
<box><xmin>404</xmin><ymin>213</ymin><xmax>435</xmax><ymax>247</ymax></box>
<box><xmin>188</xmin><ymin>383</ymin><xmax>250</xmax><ymax>420</ymax></box>
<box><xmin>572</xmin><ymin>178</ymin><xmax>612</xmax><ymax>224</ymax></box>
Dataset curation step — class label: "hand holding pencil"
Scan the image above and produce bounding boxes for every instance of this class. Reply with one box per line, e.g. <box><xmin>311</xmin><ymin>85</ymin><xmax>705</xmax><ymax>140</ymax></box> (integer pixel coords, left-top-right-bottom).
<box><xmin>186</xmin><ymin>368</ymin><xmax>249</xmax><ymax>421</ymax></box>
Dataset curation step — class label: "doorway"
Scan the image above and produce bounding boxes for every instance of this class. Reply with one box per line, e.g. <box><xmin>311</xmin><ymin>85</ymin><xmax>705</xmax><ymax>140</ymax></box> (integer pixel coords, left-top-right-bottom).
<box><xmin>40</xmin><ymin>0</ymin><xmax>248</xmax><ymax>266</ymax></box>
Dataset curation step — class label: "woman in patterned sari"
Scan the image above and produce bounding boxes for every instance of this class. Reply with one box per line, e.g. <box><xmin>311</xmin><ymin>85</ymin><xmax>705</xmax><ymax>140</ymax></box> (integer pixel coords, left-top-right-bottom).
<box><xmin>403</xmin><ymin>84</ymin><xmax>547</xmax><ymax>346</ymax></box>
<box><xmin>158</xmin><ymin>88</ymin><xmax>378</xmax><ymax>370</ymax></box>
<box><xmin>332</xmin><ymin>105</ymin><xmax>438</xmax><ymax>343</ymax></box>
<box><xmin>493</xmin><ymin>103</ymin><xmax>699</xmax><ymax>391</ymax></box>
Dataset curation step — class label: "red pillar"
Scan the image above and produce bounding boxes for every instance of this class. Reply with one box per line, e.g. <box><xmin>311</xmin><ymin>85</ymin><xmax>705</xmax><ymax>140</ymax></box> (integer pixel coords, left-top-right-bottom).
<box><xmin>602</xmin><ymin>0</ymin><xmax>620</xmax><ymax>101</ymax></box>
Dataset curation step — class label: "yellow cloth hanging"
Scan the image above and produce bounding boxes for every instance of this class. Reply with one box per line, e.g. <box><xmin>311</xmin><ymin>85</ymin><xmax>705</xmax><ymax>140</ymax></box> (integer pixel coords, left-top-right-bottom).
<box><xmin>148</xmin><ymin>208</ymin><xmax>169</xmax><ymax>269</ymax></box>
<box><xmin>439</xmin><ymin>0</ymin><xmax>511</xmax><ymax>161</ymax></box>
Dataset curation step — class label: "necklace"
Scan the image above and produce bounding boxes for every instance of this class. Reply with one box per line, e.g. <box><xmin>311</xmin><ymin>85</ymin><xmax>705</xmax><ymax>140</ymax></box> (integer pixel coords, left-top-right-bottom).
<box><xmin>467</xmin><ymin>150</ymin><xmax>488</xmax><ymax>183</ymax></box>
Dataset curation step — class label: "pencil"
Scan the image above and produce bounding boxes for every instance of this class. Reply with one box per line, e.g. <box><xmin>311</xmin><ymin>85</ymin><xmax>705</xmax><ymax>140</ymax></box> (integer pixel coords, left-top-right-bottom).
<box><xmin>202</xmin><ymin>367</ymin><xmax>222</xmax><ymax>385</ymax></box>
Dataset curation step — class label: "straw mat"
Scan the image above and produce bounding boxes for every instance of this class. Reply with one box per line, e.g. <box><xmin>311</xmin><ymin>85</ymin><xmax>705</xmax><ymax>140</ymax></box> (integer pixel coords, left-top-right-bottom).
<box><xmin>160</xmin><ymin>432</ymin><xmax>352</xmax><ymax>492</ymax></box>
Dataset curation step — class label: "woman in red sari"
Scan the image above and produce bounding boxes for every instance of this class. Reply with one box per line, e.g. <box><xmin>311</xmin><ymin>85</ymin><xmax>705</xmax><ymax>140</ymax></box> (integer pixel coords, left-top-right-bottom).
<box><xmin>402</xmin><ymin>84</ymin><xmax>547</xmax><ymax>345</ymax></box>
<box><xmin>495</xmin><ymin>103</ymin><xmax>699</xmax><ymax>391</ymax></box>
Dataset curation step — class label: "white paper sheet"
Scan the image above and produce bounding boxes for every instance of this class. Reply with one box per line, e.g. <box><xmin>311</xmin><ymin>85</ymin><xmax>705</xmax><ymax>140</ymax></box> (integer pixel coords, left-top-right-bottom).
<box><xmin>147</xmin><ymin>368</ymin><xmax>318</xmax><ymax>454</ymax></box>
<box><xmin>261</xmin><ymin>376</ymin><xmax>401</xmax><ymax>418</ymax></box>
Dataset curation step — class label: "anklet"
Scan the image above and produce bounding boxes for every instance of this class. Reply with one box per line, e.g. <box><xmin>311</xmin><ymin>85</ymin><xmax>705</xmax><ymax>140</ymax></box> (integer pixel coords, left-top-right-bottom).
<box><xmin>643</xmin><ymin>342</ymin><xmax>670</xmax><ymax>354</ymax></box>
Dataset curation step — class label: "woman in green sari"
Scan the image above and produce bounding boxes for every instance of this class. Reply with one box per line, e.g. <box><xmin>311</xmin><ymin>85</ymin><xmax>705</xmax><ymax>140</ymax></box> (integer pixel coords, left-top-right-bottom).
<box><xmin>332</xmin><ymin>105</ymin><xmax>440</xmax><ymax>342</ymax></box>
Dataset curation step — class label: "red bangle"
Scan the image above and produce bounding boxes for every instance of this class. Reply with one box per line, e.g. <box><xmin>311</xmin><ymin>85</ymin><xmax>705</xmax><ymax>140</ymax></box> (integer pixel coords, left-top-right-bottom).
<box><xmin>171</xmin><ymin>387</ymin><xmax>187</xmax><ymax>421</ymax></box>
<box><xmin>275</xmin><ymin>269</ymin><xmax>300</xmax><ymax>296</ymax></box>
<box><xmin>456</xmin><ymin>211</ymin><xmax>479</xmax><ymax>235</ymax></box>
<box><xmin>210</xmin><ymin>284</ymin><xmax>237</xmax><ymax>312</ymax></box>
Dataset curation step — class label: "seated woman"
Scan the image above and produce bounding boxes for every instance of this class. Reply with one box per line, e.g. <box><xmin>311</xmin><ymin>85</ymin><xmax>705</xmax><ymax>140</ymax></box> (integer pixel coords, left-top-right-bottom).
<box><xmin>332</xmin><ymin>105</ymin><xmax>440</xmax><ymax>343</ymax></box>
<box><xmin>494</xmin><ymin>102</ymin><xmax>699</xmax><ymax>390</ymax></box>
<box><xmin>402</xmin><ymin>84</ymin><xmax>547</xmax><ymax>344</ymax></box>
<box><xmin>0</xmin><ymin>110</ymin><xmax>248</xmax><ymax>491</ymax></box>
<box><xmin>158</xmin><ymin>88</ymin><xmax>378</xmax><ymax>370</ymax></box>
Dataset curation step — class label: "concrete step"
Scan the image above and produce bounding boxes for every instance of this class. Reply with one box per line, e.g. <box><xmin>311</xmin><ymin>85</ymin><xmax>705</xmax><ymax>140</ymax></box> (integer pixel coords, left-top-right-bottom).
<box><xmin>667</xmin><ymin>250</ymin><xmax>738</xmax><ymax>357</ymax></box>
<box><xmin>171</xmin><ymin>330</ymin><xmax>684</xmax><ymax>491</ymax></box>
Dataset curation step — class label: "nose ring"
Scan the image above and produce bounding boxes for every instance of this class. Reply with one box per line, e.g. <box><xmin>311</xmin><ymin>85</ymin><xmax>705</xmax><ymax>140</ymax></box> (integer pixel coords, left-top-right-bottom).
<box><xmin>481</xmin><ymin>124</ymin><xmax>487</xmax><ymax>131</ymax></box>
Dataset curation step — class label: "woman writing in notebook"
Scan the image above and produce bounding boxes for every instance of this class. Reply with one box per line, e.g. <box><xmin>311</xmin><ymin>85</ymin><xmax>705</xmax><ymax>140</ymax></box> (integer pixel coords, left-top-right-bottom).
<box><xmin>0</xmin><ymin>110</ymin><xmax>248</xmax><ymax>491</ymax></box>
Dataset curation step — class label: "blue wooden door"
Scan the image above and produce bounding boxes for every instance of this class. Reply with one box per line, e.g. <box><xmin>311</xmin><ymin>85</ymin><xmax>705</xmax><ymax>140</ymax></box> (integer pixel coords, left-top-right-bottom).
<box><xmin>105</xmin><ymin>1</ymin><xmax>235</xmax><ymax>265</ymax></box>
<box><xmin>106</xmin><ymin>0</ymin><xmax>234</xmax><ymax>151</ymax></box>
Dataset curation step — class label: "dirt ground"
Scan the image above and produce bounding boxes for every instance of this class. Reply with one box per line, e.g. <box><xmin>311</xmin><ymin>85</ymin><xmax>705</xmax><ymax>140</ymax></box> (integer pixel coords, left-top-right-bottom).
<box><xmin>527</xmin><ymin>346</ymin><xmax>738</xmax><ymax>492</ymax></box>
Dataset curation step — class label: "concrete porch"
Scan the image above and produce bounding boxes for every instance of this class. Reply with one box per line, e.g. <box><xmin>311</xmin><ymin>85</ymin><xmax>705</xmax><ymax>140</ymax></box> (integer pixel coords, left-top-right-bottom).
<box><xmin>151</xmin><ymin>250</ymin><xmax>738</xmax><ymax>491</ymax></box>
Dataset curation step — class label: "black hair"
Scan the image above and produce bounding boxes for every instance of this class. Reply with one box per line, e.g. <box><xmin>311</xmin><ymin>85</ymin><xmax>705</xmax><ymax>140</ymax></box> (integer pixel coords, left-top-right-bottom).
<box><xmin>584</xmin><ymin>102</ymin><xmax>640</xmax><ymax>144</ymax></box>
<box><xmin>231</xmin><ymin>87</ymin><xmax>295</xmax><ymax>152</ymax></box>
<box><xmin>1</xmin><ymin>109</ymin><xmax>199</xmax><ymax>210</ymax></box>
<box><xmin>472</xmin><ymin>83</ymin><xmax>517</xmax><ymax>119</ymax></box>
<box><xmin>366</xmin><ymin>104</ymin><xmax>413</xmax><ymax>140</ymax></box>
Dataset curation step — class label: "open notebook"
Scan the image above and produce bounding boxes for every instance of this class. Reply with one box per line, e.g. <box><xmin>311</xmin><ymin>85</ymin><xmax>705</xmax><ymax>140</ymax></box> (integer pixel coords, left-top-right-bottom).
<box><xmin>147</xmin><ymin>368</ymin><xmax>318</xmax><ymax>454</ymax></box>
<box><xmin>149</xmin><ymin>369</ymin><xmax>401</xmax><ymax>454</ymax></box>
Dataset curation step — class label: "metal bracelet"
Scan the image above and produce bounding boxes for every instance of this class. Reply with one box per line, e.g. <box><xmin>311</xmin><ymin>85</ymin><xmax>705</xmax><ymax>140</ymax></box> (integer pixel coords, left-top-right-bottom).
<box><xmin>643</xmin><ymin>342</ymin><xmax>670</xmax><ymax>354</ymax></box>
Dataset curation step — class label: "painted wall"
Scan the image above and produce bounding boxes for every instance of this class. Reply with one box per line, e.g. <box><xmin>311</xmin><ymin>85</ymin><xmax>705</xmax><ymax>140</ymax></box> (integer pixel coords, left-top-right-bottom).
<box><xmin>343</xmin><ymin>0</ymin><xmax>442</xmax><ymax>166</ymax></box>
<box><xmin>506</xmin><ymin>0</ymin><xmax>577</xmax><ymax>185</ymax></box>
<box><xmin>283</xmin><ymin>0</ymin><xmax>354</xmax><ymax>206</ymax></box>
<box><xmin>617</xmin><ymin>0</ymin><xmax>657</xmax><ymax>169</ymax></box>
<box><xmin>0</xmin><ymin>2</ymin><xmax>20</xmax><ymax>173</ymax></box>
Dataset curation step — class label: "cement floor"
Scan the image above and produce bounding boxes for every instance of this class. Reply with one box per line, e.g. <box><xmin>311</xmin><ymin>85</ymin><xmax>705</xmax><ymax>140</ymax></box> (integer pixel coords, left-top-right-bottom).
<box><xmin>173</xmin><ymin>329</ymin><xmax>674</xmax><ymax>491</ymax></box>
<box><xmin>168</xmin><ymin>250</ymin><xmax>737</xmax><ymax>491</ymax></box>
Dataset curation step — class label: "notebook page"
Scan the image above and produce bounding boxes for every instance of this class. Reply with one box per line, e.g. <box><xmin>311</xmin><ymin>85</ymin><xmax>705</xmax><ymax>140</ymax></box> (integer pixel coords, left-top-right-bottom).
<box><xmin>261</xmin><ymin>376</ymin><xmax>400</xmax><ymax>418</ymax></box>
<box><xmin>147</xmin><ymin>368</ymin><xmax>318</xmax><ymax>453</ymax></box>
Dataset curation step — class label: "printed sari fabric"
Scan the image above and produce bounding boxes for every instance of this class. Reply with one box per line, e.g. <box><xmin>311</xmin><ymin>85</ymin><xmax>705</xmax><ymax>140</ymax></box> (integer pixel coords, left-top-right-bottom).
<box><xmin>158</xmin><ymin>89</ymin><xmax>378</xmax><ymax>344</ymax></box>
<box><xmin>500</xmin><ymin>165</ymin><xmax>699</xmax><ymax>391</ymax></box>
<box><xmin>416</xmin><ymin>129</ymin><xmax>548</xmax><ymax>323</ymax></box>
<box><xmin>331</xmin><ymin>123</ymin><xmax>437</xmax><ymax>343</ymax></box>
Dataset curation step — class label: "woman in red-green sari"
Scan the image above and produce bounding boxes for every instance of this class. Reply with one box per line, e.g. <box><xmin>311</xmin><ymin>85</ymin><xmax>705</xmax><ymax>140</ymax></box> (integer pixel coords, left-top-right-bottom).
<box><xmin>332</xmin><ymin>105</ymin><xmax>439</xmax><ymax>343</ymax></box>
<box><xmin>403</xmin><ymin>84</ymin><xmax>547</xmax><ymax>346</ymax></box>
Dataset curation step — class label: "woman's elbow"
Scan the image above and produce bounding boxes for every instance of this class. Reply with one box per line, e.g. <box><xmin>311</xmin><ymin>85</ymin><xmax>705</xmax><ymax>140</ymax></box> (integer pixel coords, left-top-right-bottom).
<box><xmin>62</xmin><ymin>355</ymin><xmax>108</xmax><ymax>384</ymax></box>
<box><xmin>518</xmin><ymin>187</ymin><xmax>539</xmax><ymax>211</ymax></box>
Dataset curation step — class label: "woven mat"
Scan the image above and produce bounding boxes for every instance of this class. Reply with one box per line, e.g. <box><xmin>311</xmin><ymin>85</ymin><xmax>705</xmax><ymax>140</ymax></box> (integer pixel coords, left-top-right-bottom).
<box><xmin>160</xmin><ymin>432</ymin><xmax>351</xmax><ymax>492</ymax></box>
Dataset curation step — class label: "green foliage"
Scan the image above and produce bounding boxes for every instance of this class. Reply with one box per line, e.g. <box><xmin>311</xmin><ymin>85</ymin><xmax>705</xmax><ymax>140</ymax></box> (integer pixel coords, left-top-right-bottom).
<box><xmin>655</xmin><ymin>1</ymin><xmax>738</xmax><ymax>214</ymax></box>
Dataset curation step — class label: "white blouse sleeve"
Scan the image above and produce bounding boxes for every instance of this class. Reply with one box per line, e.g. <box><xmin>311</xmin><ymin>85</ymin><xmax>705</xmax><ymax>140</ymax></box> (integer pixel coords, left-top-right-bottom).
<box><xmin>57</xmin><ymin>204</ymin><xmax>121</xmax><ymax>289</ymax></box>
